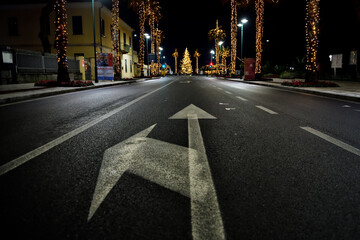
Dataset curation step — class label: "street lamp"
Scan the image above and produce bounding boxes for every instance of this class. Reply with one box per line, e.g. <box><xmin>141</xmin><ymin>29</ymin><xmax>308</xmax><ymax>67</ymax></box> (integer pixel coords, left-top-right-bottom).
<box><xmin>237</xmin><ymin>18</ymin><xmax>248</xmax><ymax>60</ymax></box>
<box><xmin>144</xmin><ymin>33</ymin><xmax>150</xmax><ymax>76</ymax></box>
<box><xmin>210</xmin><ymin>50</ymin><xmax>215</xmax><ymax>65</ymax></box>
<box><xmin>218</xmin><ymin>41</ymin><xmax>224</xmax><ymax>65</ymax></box>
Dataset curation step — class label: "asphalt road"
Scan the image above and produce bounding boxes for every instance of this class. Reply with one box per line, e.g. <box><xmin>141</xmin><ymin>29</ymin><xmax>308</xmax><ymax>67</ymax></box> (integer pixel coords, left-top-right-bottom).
<box><xmin>1</xmin><ymin>76</ymin><xmax>360</xmax><ymax>239</ymax></box>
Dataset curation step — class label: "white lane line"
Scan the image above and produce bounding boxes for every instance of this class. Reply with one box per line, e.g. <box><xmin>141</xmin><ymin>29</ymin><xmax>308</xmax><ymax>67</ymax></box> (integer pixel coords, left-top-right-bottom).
<box><xmin>236</xmin><ymin>96</ymin><xmax>248</xmax><ymax>102</ymax></box>
<box><xmin>342</xmin><ymin>105</ymin><xmax>351</xmax><ymax>108</ymax></box>
<box><xmin>256</xmin><ymin>105</ymin><xmax>278</xmax><ymax>115</ymax></box>
<box><xmin>225</xmin><ymin>91</ymin><xmax>232</xmax><ymax>95</ymax></box>
<box><xmin>301</xmin><ymin>127</ymin><xmax>360</xmax><ymax>157</ymax></box>
<box><xmin>225</xmin><ymin>108</ymin><xmax>236</xmax><ymax>111</ymax></box>
<box><xmin>0</xmin><ymin>81</ymin><xmax>175</xmax><ymax>177</ymax></box>
<box><xmin>219</xmin><ymin>103</ymin><xmax>229</xmax><ymax>105</ymax></box>
<box><xmin>217</xmin><ymin>87</ymin><xmax>223</xmax><ymax>90</ymax></box>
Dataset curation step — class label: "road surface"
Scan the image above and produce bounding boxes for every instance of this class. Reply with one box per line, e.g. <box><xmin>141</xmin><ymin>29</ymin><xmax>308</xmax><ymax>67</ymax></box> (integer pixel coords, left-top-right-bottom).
<box><xmin>1</xmin><ymin>76</ymin><xmax>360</xmax><ymax>239</ymax></box>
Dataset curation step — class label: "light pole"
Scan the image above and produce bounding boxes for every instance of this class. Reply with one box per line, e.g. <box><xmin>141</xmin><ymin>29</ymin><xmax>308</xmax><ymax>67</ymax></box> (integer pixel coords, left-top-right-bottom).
<box><xmin>210</xmin><ymin>50</ymin><xmax>215</xmax><ymax>65</ymax></box>
<box><xmin>92</xmin><ymin>0</ymin><xmax>98</xmax><ymax>82</ymax></box>
<box><xmin>218</xmin><ymin>41</ymin><xmax>224</xmax><ymax>73</ymax></box>
<box><xmin>144</xmin><ymin>33</ymin><xmax>150</xmax><ymax>76</ymax></box>
<box><xmin>237</xmin><ymin>18</ymin><xmax>248</xmax><ymax>60</ymax></box>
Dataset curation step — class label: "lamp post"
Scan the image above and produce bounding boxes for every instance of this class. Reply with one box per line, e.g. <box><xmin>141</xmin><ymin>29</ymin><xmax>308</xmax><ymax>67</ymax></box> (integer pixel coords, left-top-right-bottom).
<box><xmin>144</xmin><ymin>33</ymin><xmax>150</xmax><ymax>76</ymax></box>
<box><xmin>210</xmin><ymin>50</ymin><xmax>215</xmax><ymax>65</ymax></box>
<box><xmin>218</xmin><ymin>41</ymin><xmax>224</xmax><ymax>73</ymax></box>
<box><xmin>237</xmin><ymin>18</ymin><xmax>248</xmax><ymax>60</ymax></box>
<box><xmin>92</xmin><ymin>0</ymin><xmax>98</xmax><ymax>82</ymax></box>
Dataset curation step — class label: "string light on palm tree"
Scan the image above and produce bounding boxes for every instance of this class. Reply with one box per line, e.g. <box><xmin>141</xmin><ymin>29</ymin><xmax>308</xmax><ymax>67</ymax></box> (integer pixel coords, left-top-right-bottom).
<box><xmin>240</xmin><ymin>0</ymin><xmax>279</xmax><ymax>77</ymax></box>
<box><xmin>55</xmin><ymin>0</ymin><xmax>70</xmax><ymax>82</ymax></box>
<box><xmin>172</xmin><ymin>48</ymin><xmax>179</xmax><ymax>74</ymax></box>
<box><xmin>221</xmin><ymin>47</ymin><xmax>231</xmax><ymax>75</ymax></box>
<box><xmin>208</xmin><ymin>20</ymin><xmax>226</xmax><ymax>66</ymax></box>
<box><xmin>111</xmin><ymin>0</ymin><xmax>121</xmax><ymax>79</ymax></box>
<box><xmin>129</xmin><ymin>0</ymin><xmax>147</xmax><ymax>77</ymax></box>
<box><xmin>194</xmin><ymin>49</ymin><xmax>201</xmax><ymax>75</ymax></box>
<box><xmin>305</xmin><ymin>0</ymin><xmax>320</xmax><ymax>81</ymax></box>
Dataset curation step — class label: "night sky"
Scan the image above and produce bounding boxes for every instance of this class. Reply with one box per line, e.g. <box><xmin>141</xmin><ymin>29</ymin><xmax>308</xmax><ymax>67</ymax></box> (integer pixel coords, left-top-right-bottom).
<box><xmin>2</xmin><ymin>0</ymin><xmax>360</xmax><ymax>70</ymax></box>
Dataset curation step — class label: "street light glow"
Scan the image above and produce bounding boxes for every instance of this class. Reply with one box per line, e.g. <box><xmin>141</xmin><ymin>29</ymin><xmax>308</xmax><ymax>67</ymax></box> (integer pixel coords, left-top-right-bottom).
<box><xmin>218</xmin><ymin>41</ymin><xmax>224</xmax><ymax>46</ymax></box>
<box><xmin>237</xmin><ymin>23</ymin><xmax>243</xmax><ymax>27</ymax></box>
<box><xmin>241</xmin><ymin>18</ymin><xmax>248</xmax><ymax>24</ymax></box>
<box><xmin>210</xmin><ymin>50</ymin><xmax>215</xmax><ymax>54</ymax></box>
<box><xmin>144</xmin><ymin>33</ymin><xmax>150</xmax><ymax>39</ymax></box>
<box><xmin>159</xmin><ymin>47</ymin><xmax>163</xmax><ymax>51</ymax></box>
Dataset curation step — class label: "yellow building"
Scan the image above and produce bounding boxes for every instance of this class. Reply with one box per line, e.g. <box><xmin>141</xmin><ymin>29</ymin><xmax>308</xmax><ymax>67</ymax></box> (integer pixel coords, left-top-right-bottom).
<box><xmin>0</xmin><ymin>2</ymin><xmax>138</xmax><ymax>80</ymax></box>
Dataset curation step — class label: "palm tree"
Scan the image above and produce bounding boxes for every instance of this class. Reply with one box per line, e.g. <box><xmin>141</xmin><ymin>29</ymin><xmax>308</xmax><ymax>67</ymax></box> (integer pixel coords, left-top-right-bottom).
<box><xmin>155</xmin><ymin>27</ymin><xmax>164</xmax><ymax>75</ymax></box>
<box><xmin>220</xmin><ymin>47</ymin><xmax>231</xmax><ymax>75</ymax></box>
<box><xmin>129</xmin><ymin>0</ymin><xmax>147</xmax><ymax>77</ymax></box>
<box><xmin>194</xmin><ymin>50</ymin><xmax>201</xmax><ymax>74</ymax></box>
<box><xmin>239</xmin><ymin>0</ymin><xmax>279</xmax><ymax>77</ymax></box>
<box><xmin>147</xmin><ymin>0</ymin><xmax>161</xmax><ymax>54</ymax></box>
<box><xmin>208</xmin><ymin>20</ymin><xmax>226</xmax><ymax>66</ymax></box>
<box><xmin>305</xmin><ymin>0</ymin><xmax>320</xmax><ymax>82</ymax></box>
<box><xmin>172</xmin><ymin>48</ymin><xmax>179</xmax><ymax>74</ymax></box>
<box><xmin>55</xmin><ymin>0</ymin><xmax>70</xmax><ymax>82</ymax></box>
<box><xmin>112</xmin><ymin>0</ymin><xmax>121</xmax><ymax>79</ymax></box>
<box><xmin>222</xmin><ymin>0</ymin><xmax>240</xmax><ymax>75</ymax></box>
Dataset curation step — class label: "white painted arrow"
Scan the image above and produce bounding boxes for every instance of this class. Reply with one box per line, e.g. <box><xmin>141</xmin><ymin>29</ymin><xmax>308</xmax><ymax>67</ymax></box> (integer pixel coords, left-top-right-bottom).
<box><xmin>170</xmin><ymin>104</ymin><xmax>225</xmax><ymax>240</ymax></box>
<box><xmin>88</xmin><ymin>124</ymin><xmax>190</xmax><ymax>221</ymax></box>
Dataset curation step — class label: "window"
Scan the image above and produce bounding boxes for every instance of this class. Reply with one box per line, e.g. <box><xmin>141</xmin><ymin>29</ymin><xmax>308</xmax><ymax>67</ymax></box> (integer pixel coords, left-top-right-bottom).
<box><xmin>123</xmin><ymin>33</ymin><xmax>126</xmax><ymax>45</ymax></box>
<box><xmin>125</xmin><ymin>59</ymin><xmax>128</xmax><ymax>73</ymax></box>
<box><xmin>129</xmin><ymin>36</ymin><xmax>132</xmax><ymax>47</ymax></box>
<box><xmin>130</xmin><ymin>60</ymin><xmax>133</xmax><ymax>72</ymax></box>
<box><xmin>72</xmin><ymin>16</ymin><xmax>83</xmax><ymax>35</ymax></box>
<box><xmin>8</xmin><ymin>17</ymin><xmax>18</xmax><ymax>36</ymax></box>
<box><xmin>100</xmin><ymin>18</ymin><xmax>105</xmax><ymax>36</ymax></box>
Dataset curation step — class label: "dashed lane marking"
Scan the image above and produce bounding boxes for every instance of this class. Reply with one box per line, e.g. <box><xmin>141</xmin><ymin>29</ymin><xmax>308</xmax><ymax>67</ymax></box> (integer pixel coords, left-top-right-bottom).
<box><xmin>301</xmin><ymin>127</ymin><xmax>360</xmax><ymax>157</ymax></box>
<box><xmin>236</xmin><ymin>96</ymin><xmax>248</xmax><ymax>102</ymax></box>
<box><xmin>256</xmin><ymin>105</ymin><xmax>278</xmax><ymax>115</ymax></box>
<box><xmin>225</xmin><ymin>91</ymin><xmax>232</xmax><ymax>95</ymax></box>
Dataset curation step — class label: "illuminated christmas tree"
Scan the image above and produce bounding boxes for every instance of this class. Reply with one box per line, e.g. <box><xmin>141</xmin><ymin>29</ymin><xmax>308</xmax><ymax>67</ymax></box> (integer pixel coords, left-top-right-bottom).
<box><xmin>181</xmin><ymin>48</ymin><xmax>193</xmax><ymax>75</ymax></box>
<box><xmin>55</xmin><ymin>0</ymin><xmax>70</xmax><ymax>82</ymax></box>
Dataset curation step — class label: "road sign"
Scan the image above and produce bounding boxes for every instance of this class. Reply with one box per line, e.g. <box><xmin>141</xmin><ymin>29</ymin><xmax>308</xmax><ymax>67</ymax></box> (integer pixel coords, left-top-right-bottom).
<box><xmin>331</xmin><ymin>54</ymin><xmax>343</xmax><ymax>69</ymax></box>
<box><xmin>89</xmin><ymin>104</ymin><xmax>225</xmax><ymax>240</ymax></box>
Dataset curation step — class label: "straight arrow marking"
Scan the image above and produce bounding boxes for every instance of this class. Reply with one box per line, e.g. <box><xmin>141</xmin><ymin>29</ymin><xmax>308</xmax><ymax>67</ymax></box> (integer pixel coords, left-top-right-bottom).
<box><xmin>170</xmin><ymin>104</ymin><xmax>225</xmax><ymax>239</ymax></box>
<box><xmin>188</xmin><ymin>113</ymin><xmax>225</xmax><ymax>240</ymax></box>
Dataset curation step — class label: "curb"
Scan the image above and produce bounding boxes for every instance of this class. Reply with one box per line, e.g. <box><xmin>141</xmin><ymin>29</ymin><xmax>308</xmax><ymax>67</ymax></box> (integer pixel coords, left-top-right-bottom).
<box><xmin>0</xmin><ymin>78</ymin><xmax>159</xmax><ymax>105</ymax></box>
<box><xmin>217</xmin><ymin>77</ymin><xmax>360</xmax><ymax>103</ymax></box>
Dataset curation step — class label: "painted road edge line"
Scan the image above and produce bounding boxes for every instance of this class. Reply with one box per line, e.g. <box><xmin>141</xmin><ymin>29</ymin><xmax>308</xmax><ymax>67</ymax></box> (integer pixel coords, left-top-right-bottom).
<box><xmin>301</xmin><ymin>127</ymin><xmax>360</xmax><ymax>157</ymax></box>
<box><xmin>0</xmin><ymin>81</ymin><xmax>175</xmax><ymax>177</ymax></box>
<box><xmin>256</xmin><ymin>105</ymin><xmax>278</xmax><ymax>115</ymax></box>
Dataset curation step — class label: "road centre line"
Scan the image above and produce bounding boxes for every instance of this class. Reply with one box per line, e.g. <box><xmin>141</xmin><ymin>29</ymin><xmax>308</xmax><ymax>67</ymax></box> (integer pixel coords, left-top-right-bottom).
<box><xmin>236</xmin><ymin>96</ymin><xmax>248</xmax><ymax>101</ymax></box>
<box><xmin>225</xmin><ymin>91</ymin><xmax>232</xmax><ymax>95</ymax></box>
<box><xmin>0</xmin><ymin>81</ymin><xmax>175</xmax><ymax>177</ymax></box>
<box><xmin>256</xmin><ymin>105</ymin><xmax>278</xmax><ymax>115</ymax></box>
<box><xmin>301</xmin><ymin>127</ymin><xmax>360</xmax><ymax>157</ymax></box>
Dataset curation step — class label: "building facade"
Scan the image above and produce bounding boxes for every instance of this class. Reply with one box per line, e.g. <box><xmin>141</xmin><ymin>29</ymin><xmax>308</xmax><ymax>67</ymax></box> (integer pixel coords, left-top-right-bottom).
<box><xmin>0</xmin><ymin>1</ymin><xmax>139</xmax><ymax>80</ymax></box>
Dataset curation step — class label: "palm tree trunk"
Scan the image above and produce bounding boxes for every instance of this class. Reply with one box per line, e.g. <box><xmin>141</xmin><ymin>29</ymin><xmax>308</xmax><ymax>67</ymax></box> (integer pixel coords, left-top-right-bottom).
<box><xmin>55</xmin><ymin>0</ymin><xmax>70</xmax><ymax>83</ymax></box>
<box><xmin>255</xmin><ymin>0</ymin><xmax>264</xmax><ymax>77</ymax></box>
<box><xmin>305</xmin><ymin>0</ymin><xmax>320</xmax><ymax>82</ymax></box>
<box><xmin>230</xmin><ymin>0</ymin><xmax>237</xmax><ymax>75</ymax></box>
<box><xmin>139</xmin><ymin>1</ymin><xmax>146</xmax><ymax>77</ymax></box>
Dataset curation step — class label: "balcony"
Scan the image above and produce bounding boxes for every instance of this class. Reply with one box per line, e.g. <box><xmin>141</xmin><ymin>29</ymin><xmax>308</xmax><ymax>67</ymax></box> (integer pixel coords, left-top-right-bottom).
<box><xmin>120</xmin><ymin>44</ymin><xmax>131</xmax><ymax>54</ymax></box>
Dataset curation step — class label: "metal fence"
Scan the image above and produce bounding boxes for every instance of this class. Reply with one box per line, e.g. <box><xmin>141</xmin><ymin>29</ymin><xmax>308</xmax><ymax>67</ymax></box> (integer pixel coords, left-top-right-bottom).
<box><xmin>16</xmin><ymin>50</ymin><xmax>80</xmax><ymax>74</ymax></box>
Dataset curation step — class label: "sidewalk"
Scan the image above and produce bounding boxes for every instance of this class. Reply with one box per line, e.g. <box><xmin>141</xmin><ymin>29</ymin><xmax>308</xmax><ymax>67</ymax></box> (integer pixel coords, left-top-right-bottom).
<box><xmin>218</xmin><ymin>77</ymin><xmax>360</xmax><ymax>102</ymax></box>
<box><xmin>0</xmin><ymin>78</ymin><xmax>156</xmax><ymax>105</ymax></box>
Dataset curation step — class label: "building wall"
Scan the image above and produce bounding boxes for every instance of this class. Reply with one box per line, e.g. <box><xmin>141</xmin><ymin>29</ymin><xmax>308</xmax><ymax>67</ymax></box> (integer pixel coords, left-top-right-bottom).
<box><xmin>0</xmin><ymin>2</ymin><xmax>138</xmax><ymax>80</ymax></box>
<box><xmin>0</xmin><ymin>4</ymin><xmax>45</xmax><ymax>52</ymax></box>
